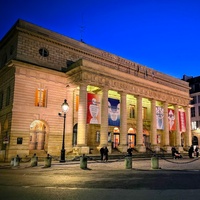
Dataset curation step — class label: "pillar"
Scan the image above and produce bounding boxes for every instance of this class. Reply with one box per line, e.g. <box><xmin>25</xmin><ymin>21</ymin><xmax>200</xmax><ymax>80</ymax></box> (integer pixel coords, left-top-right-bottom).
<box><xmin>174</xmin><ymin>105</ymin><xmax>182</xmax><ymax>152</ymax></box>
<box><xmin>151</xmin><ymin>99</ymin><xmax>159</xmax><ymax>151</ymax></box>
<box><xmin>136</xmin><ymin>96</ymin><xmax>146</xmax><ymax>152</ymax></box>
<box><xmin>99</xmin><ymin>87</ymin><xmax>109</xmax><ymax>149</ymax></box>
<box><xmin>185</xmin><ymin>106</ymin><xmax>192</xmax><ymax>148</ymax></box>
<box><xmin>163</xmin><ymin>102</ymin><xmax>171</xmax><ymax>152</ymax></box>
<box><xmin>76</xmin><ymin>83</ymin><xmax>89</xmax><ymax>154</ymax></box>
<box><xmin>118</xmin><ymin>92</ymin><xmax>127</xmax><ymax>153</ymax></box>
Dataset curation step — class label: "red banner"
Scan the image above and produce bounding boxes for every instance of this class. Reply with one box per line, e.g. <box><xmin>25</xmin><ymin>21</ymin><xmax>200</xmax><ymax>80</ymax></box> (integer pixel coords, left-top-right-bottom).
<box><xmin>168</xmin><ymin>109</ymin><xmax>176</xmax><ymax>130</ymax></box>
<box><xmin>87</xmin><ymin>93</ymin><xmax>101</xmax><ymax>124</ymax></box>
<box><xmin>179</xmin><ymin>110</ymin><xmax>186</xmax><ymax>132</ymax></box>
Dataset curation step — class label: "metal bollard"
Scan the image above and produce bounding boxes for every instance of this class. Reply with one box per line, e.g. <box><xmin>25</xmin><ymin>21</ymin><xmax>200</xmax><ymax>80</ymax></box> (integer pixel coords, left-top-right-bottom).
<box><xmin>151</xmin><ymin>156</ymin><xmax>159</xmax><ymax>169</ymax></box>
<box><xmin>44</xmin><ymin>156</ymin><xmax>52</xmax><ymax>168</ymax></box>
<box><xmin>80</xmin><ymin>154</ymin><xmax>87</xmax><ymax>169</ymax></box>
<box><xmin>14</xmin><ymin>156</ymin><xmax>20</xmax><ymax>167</ymax></box>
<box><xmin>31</xmin><ymin>155</ymin><xmax>38</xmax><ymax>167</ymax></box>
<box><xmin>125</xmin><ymin>156</ymin><xmax>132</xmax><ymax>169</ymax></box>
<box><xmin>10</xmin><ymin>158</ymin><xmax>14</xmax><ymax>166</ymax></box>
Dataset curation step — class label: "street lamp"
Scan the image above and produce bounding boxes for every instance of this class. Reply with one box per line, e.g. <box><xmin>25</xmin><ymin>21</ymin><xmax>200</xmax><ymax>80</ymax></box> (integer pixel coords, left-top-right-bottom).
<box><xmin>59</xmin><ymin>99</ymin><xmax>69</xmax><ymax>162</ymax></box>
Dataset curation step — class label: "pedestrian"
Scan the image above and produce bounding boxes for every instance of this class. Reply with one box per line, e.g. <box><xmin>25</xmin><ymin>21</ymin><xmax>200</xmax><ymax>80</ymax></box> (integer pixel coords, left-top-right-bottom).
<box><xmin>127</xmin><ymin>148</ymin><xmax>133</xmax><ymax>156</ymax></box>
<box><xmin>100</xmin><ymin>147</ymin><xmax>104</xmax><ymax>161</ymax></box>
<box><xmin>195</xmin><ymin>146</ymin><xmax>199</xmax><ymax>157</ymax></box>
<box><xmin>188</xmin><ymin>145</ymin><xmax>194</xmax><ymax>158</ymax></box>
<box><xmin>103</xmin><ymin>146</ymin><xmax>109</xmax><ymax>162</ymax></box>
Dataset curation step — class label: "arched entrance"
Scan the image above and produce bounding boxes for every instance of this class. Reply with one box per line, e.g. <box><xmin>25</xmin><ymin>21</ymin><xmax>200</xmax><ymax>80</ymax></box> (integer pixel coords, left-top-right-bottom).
<box><xmin>127</xmin><ymin>128</ymin><xmax>136</xmax><ymax>148</ymax></box>
<box><xmin>73</xmin><ymin>123</ymin><xmax>78</xmax><ymax>146</ymax></box>
<box><xmin>112</xmin><ymin>127</ymin><xmax>120</xmax><ymax>148</ymax></box>
<box><xmin>29</xmin><ymin>120</ymin><xmax>48</xmax><ymax>151</ymax></box>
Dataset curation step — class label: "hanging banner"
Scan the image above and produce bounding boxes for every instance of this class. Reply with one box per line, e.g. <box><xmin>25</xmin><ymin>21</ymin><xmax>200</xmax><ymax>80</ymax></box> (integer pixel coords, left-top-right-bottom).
<box><xmin>87</xmin><ymin>93</ymin><xmax>101</xmax><ymax>124</ymax></box>
<box><xmin>179</xmin><ymin>110</ymin><xmax>186</xmax><ymax>132</ymax></box>
<box><xmin>168</xmin><ymin>109</ymin><xmax>176</xmax><ymax>130</ymax></box>
<box><xmin>108</xmin><ymin>98</ymin><xmax>120</xmax><ymax>126</ymax></box>
<box><xmin>156</xmin><ymin>106</ymin><xmax>164</xmax><ymax>130</ymax></box>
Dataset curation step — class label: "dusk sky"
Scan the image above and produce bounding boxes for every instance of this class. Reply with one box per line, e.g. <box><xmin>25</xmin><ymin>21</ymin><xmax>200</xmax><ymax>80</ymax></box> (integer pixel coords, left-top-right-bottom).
<box><xmin>1</xmin><ymin>0</ymin><xmax>200</xmax><ymax>79</ymax></box>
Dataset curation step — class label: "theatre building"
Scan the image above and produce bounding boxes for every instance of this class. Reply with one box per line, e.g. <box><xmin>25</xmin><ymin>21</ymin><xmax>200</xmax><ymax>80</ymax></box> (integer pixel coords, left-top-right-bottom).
<box><xmin>0</xmin><ymin>19</ymin><xmax>191</xmax><ymax>161</ymax></box>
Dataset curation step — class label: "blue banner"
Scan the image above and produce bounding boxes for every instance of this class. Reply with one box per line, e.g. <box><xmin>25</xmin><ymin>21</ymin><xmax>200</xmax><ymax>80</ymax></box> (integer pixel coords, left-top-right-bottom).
<box><xmin>108</xmin><ymin>98</ymin><xmax>120</xmax><ymax>126</ymax></box>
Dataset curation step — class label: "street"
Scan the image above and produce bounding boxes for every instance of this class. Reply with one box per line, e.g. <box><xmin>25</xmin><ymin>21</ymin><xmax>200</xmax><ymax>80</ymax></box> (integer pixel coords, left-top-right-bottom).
<box><xmin>1</xmin><ymin>158</ymin><xmax>200</xmax><ymax>199</ymax></box>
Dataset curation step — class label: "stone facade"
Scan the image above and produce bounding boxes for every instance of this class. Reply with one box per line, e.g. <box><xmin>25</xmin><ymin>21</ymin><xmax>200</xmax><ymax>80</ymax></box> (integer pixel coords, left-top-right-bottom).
<box><xmin>0</xmin><ymin>20</ymin><xmax>191</xmax><ymax>161</ymax></box>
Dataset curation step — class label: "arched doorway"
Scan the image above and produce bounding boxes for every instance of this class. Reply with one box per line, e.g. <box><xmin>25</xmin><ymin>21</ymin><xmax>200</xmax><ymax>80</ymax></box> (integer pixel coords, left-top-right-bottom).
<box><xmin>112</xmin><ymin>127</ymin><xmax>120</xmax><ymax>148</ymax></box>
<box><xmin>73</xmin><ymin>123</ymin><xmax>77</xmax><ymax>146</ymax></box>
<box><xmin>29</xmin><ymin>120</ymin><xmax>47</xmax><ymax>151</ymax></box>
<box><xmin>127</xmin><ymin>128</ymin><xmax>136</xmax><ymax>148</ymax></box>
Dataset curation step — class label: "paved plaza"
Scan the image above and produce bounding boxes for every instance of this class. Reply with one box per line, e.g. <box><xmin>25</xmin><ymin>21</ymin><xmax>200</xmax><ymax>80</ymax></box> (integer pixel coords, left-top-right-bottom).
<box><xmin>1</xmin><ymin>157</ymin><xmax>200</xmax><ymax>200</ymax></box>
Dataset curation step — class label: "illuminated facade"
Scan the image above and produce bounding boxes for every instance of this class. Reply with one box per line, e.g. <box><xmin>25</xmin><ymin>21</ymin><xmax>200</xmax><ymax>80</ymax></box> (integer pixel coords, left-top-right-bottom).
<box><xmin>0</xmin><ymin>20</ymin><xmax>191</xmax><ymax>161</ymax></box>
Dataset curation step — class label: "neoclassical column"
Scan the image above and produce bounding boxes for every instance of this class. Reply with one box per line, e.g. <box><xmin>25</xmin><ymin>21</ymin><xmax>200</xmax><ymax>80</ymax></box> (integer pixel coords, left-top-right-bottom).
<box><xmin>174</xmin><ymin>105</ymin><xmax>181</xmax><ymax>147</ymax></box>
<box><xmin>185</xmin><ymin>106</ymin><xmax>192</xmax><ymax>148</ymax></box>
<box><xmin>150</xmin><ymin>99</ymin><xmax>158</xmax><ymax>151</ymax></box>
<box><xmin>99</xmin><ymin>86</ymin><xmax>109</xmax><ymax>148</ymax></box>
<box><xmin>118</xmin><ymin>92</ymin><xmax>127</xmax><ymax>152</ymax></box>
<box><xmin>163</xmin><ymin>101</ymin><xmax>171</xmax><ymax>152</ymax></box>
<box><xmin>136</xmin><ymin>95</ymin><xmax>146</xmax><ymax>152</ymax></box>
<box><xmin>77</xmin><ymin>83</ymin><xmax>89</xmax><ymax>154</ymax></box>
<box><xmin>66</xmin><ymin>87</ymin><xmax>74</xmax><ymax>151</ymax></box>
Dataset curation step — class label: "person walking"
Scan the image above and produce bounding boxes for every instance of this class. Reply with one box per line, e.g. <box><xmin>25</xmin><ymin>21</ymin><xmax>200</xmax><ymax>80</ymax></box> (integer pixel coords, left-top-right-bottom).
<box><xmin>104</xmin><ymin>146</ymin><xmax>109</xmax><ymax>162</ymax></box>
<box><xmin>100</xmin><ymin>147</ymin><xmax>104</xmax><ymax>161</ymax></box>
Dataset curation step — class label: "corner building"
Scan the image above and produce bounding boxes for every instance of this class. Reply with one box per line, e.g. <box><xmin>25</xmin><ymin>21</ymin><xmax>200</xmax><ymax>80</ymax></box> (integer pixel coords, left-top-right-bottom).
<box><xmin>0</xmin><ymin>20</ymin><xmax>191</xmax><ymax>161</ymax></box>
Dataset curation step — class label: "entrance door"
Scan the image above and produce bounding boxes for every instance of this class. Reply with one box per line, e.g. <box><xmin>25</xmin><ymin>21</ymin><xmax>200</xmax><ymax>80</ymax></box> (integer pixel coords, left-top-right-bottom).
<box><xmin>127</xmin><ymin>134</ymin><xmax>135</xmax><ymax>148</ymax></box>
<box><xmin>113</xmin><ymin>133</ymin><xmax>120</xmax><ymax>148</ymax></box>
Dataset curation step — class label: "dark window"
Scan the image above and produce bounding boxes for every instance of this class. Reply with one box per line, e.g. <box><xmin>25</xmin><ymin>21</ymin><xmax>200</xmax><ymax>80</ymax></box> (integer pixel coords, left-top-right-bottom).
<box><xmin>39</xmin><ymin>48</ymin><xmax>49</xmax><ymax>57</ymax></box>
<box><xmin>199</xmin><ymin>106</ymin><xmax>200</xmax><ymax>116</ymax></box>
<box><xmin>0</xmin><ymin>91</ymin><xmax>3</xmax><ymax>109</ymax></box>
<box><xmin>6</xmin><ymin>86</ymin><xmax>10</xmax><ymax>106</ymax></box>
<box><xmin>191</xmin><ymin>107</ymin><xmax>195</xmax><ymax>117</ymax></box>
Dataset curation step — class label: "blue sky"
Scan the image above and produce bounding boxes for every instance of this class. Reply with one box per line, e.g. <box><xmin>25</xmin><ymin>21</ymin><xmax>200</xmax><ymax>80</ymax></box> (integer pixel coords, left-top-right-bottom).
<box><xmin>1</xmin><ymin>0</ymin><xmax>200</xmax><ymax>79</ymax></box>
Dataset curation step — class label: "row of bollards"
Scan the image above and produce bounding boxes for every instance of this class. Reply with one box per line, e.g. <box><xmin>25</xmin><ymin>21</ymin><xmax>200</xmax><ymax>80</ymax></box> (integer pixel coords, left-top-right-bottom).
<box><xmin>125</xmin><ymin>155</ymin><xmax>159</xmax><ymax>169</ymax></box>
<box><xmin>10</xmin><ymin>154</ymin><xmax>160</xmax><ymax>170</ymax></box>
<box><xmin>10</xmin><ymin>154</ymin><xmax>52</xmax><ymax>168</ymax></box>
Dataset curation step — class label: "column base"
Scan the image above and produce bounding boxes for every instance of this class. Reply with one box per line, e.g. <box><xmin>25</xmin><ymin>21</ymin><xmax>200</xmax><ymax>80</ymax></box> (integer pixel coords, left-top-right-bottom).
<box><xmin>72</xmin><ymin>146</ymin><xmax>90</xmax><ymax>155</ymax></box>
<box><xmin>117</xmin><ymin>144</ymin><xmax>128</xmax><ymax>153</ymax></box>
<box><xmin>163</xmin><ymin>145</ymin><xmax>172</xmax><ymax>153</ymax></box>
<box><xmin>135</xmin><ymin>145</ymin><xmax>146</xmax><ymax>153</ymax></box>
<box><xmin>176</xmin><ymin>146</ymin><xmax>183</xmax><ymax>153</ymax></box>
<box><xmin>151</xmin><ymin>145</ymin><xmax>160</xmax><ymax>152</ymax></box>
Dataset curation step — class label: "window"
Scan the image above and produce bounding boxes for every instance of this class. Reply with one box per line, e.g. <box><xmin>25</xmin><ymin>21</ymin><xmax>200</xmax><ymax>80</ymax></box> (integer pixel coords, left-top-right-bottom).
<box><xmin>35</xmin><ymin>89</ymin><xmax>47</xmax><ymax>107</ymax></box>
<box><xmin>198</xmin><ymin>106</ymin><xmax>200</xmax><ymax>116</ymax></box>
<box><xmin>142</xmin><ymin>107</ymin><xmax>147</xmax><ymax>120</ymax></box>
<box><xmin>6</xmin><ymin>86</ymin><xmax>10</xmax><ymax>106</ymax></box>
<box><xmin>198</xmin><ymin>95</ymin><xmax>200</xmax><ymax>103</ymax></box>
<box><xmin>0</xmin><ymin>91</ymin><xmax>3</xmax><ymax>109</ymax></box>
<box><xmin>192</xmin><ymin>121</ymin><xmax>197</xmax><ymax>130</ymax></box>
<box><xmin>191</xmin><ymin>96</ymin><xmax>197</xmax><ymax>104</ymax></box>
<box><xmin>191</xmin><ymin>107</ymin><xmax>195</xmax><ymax>117</ymax></box>
<box><xmin>39</xmin><ymin>48</ymin><xmax>49</xmax><ymax>57</ymax></box>
<box><xmin>129</xmin><ymin>105</ymin><xmax>135</xmax><ymax>118</ymax></box>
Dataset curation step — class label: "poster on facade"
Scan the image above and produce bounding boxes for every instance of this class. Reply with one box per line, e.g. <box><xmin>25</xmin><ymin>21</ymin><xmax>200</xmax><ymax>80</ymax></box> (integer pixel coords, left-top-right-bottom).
<box><xmin>168</xmin><ymin>109</ymin><xmax>176</xmax><ymax>130</ymax></box>
<box><xmin>108</xmin><ymin>98</ymin><xmax>120</xmax><ymax>126</ymax></box>
<box><xmin>156</xmin><ymin>106</ymin><xmax>164</xmax><ymax>130</ymax></box>
<box><xmin>179</xmin><ymin>110</ymin><xmax>186</xmax><ymax>132</ymax></box>
<box><xmin>87</xmin><ymin>93</ymin><xmax>101</xmax><ymax>124</ymax></box>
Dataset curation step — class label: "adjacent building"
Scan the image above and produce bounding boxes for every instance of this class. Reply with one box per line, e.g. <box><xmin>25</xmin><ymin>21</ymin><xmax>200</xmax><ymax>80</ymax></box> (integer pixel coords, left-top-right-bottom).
<box><xmin>0</xmin><ymin>19</ymin><xmax>191</xmax><ymax>161</ymax></box>
<box><xmin>183</xmin><ymin>75</ymin><xmax>200</xmax><ymax>146</ymax></box>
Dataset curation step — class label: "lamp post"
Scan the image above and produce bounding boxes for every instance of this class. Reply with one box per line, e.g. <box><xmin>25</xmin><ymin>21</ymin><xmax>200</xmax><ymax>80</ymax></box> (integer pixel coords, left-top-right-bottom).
<box><xmin>59</xmin><ymin>99</ymin><xmax>69</xmax><ymax>162</ymax></box>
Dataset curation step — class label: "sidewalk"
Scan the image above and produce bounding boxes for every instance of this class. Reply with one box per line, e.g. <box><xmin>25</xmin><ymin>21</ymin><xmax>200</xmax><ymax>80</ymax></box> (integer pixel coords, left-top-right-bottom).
<box><xmin>1</xmin><ymin>157</ymin><xmax>200</xmax><ymax>171</ymax></box>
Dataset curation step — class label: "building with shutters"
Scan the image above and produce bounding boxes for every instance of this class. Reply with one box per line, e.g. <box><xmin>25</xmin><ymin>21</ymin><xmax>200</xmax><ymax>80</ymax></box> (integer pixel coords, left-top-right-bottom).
<box><xmin>0</xmin><ymin>19</ymin><xmax>191</xmax><ymax>161</ymax></box>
